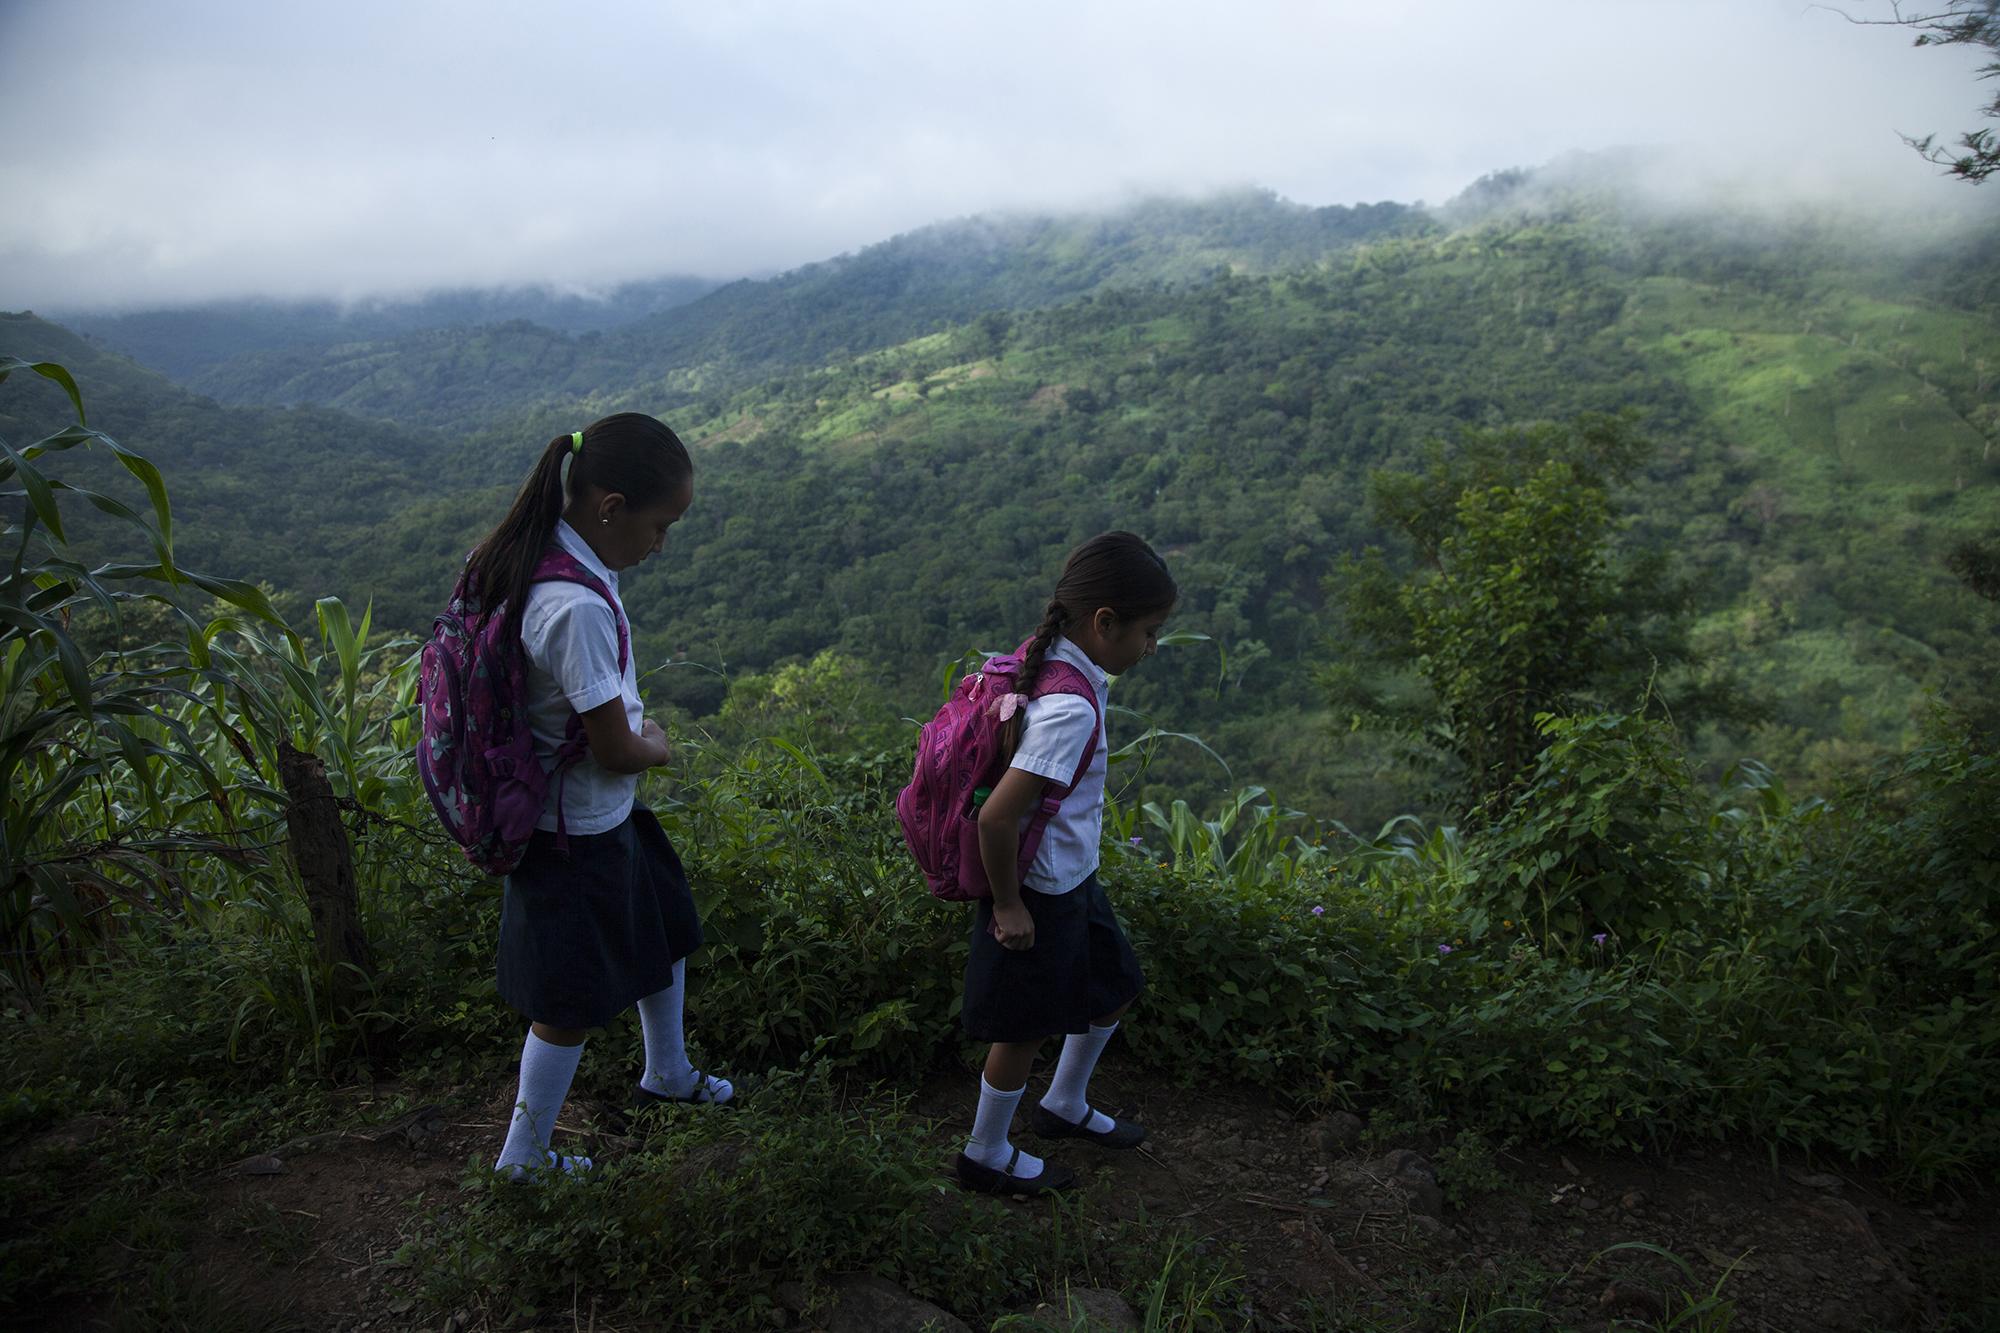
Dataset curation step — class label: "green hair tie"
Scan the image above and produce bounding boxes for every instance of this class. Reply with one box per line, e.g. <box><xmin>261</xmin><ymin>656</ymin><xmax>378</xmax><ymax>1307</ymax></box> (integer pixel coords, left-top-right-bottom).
<box><xmin>570</xmin><ymin>431</ymin><xmax>584</xmax><ymax>455</ymax></box>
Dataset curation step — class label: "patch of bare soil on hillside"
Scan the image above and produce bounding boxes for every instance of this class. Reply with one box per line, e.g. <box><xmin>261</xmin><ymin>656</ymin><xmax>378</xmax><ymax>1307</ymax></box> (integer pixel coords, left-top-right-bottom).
<box><xmin>693</xmin><ymin>414</ymin><xmax>765</xmax><ymax>446</ymax></box>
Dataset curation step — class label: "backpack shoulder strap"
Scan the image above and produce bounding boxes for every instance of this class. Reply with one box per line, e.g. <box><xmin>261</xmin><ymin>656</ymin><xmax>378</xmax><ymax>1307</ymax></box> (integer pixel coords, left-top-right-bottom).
<box><xmin>525</xmin><ymin>548</ymin><xmax>633</xmax><ymax>854</ymax></box>
<box><xmin>1028</xmin><ymin>660</ymin><xmax>1102</xmax><ymax>799</ymax></box>
<box><xmin>530</xmin><ymin>548</ymin><xmax>630</xmax><ymax>673</ymax></box>
<box><xmin>1013</xmin><ymin>657</ymin><xmax>1103</xmax><ymax>874</ymax></box>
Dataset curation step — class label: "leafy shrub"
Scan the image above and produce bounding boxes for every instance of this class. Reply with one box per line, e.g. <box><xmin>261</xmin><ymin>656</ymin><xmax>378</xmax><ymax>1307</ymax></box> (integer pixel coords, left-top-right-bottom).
<box><xmin>1470</xmin><ymin>710</ymin><xmax>1709</xmax><ymax>946</ymax></box>
<box><xmin>626</xmin><ymin>725</ymin><xmax>2000</xmax><ymax>1181</ymax></box>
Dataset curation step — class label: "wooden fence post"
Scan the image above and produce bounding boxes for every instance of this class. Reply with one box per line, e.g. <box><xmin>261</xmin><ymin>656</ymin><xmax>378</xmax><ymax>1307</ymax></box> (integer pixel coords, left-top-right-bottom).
<box><xmin>276</xmin><ymin>738</ymin><xmax>375</xmax><ymax>989</ymax></box>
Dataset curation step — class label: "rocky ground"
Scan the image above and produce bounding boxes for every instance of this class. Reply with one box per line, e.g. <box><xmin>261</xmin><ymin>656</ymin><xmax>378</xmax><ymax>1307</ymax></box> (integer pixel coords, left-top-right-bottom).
<box><xmin>14</xmin><ymin>1061</ymin><xmax>1995</xmax><ymax>1331</ymax></box>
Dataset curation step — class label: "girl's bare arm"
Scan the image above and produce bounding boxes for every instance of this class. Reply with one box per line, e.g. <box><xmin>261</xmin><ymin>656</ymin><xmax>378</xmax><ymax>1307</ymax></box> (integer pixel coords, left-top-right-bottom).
<box><xmin>978</xmin><ymin>766</ymin><xmax>1050</xmax><ymax>949</ymax></box>
<box><xmin>577</xmin><ymin>699</ymin><xmax>672</xmax><ymax>773</ymax></box>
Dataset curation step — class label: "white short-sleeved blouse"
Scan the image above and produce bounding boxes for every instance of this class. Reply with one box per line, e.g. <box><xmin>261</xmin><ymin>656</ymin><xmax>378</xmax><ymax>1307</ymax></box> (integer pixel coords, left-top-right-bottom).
<box><xmin>516</xmin><ymin>520</ymin><xmax>643</xmax><ymax>834</ymax></box>
<box><xmin>1007</xmin><ymin>635</ymin><xmax>1110</xmax><ymax>894</ymax></box>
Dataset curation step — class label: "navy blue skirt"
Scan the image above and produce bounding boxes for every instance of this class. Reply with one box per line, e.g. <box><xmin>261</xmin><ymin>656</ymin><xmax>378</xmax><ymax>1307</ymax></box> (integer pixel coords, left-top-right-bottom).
<box><xmin>496</xmin><ymin>807</ymin><xmax>704</xmax><ymax>1030</ymax></box>
<box><xmin>961</xmin><ymin>873</ymin><xmax>1145</xmax><ymax>1043</ymax></box>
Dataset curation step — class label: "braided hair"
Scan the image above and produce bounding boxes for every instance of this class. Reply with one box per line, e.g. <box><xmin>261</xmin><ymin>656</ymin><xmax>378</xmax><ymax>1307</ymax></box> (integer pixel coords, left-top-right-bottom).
<box><xmin>1015</xmin><ymin>530</ymin><xmax>1178</xmax><ymax>694</ymax></box>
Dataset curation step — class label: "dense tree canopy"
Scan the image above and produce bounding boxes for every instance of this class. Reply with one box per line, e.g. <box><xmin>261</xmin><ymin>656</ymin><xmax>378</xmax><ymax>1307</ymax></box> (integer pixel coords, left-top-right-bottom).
<box><xmin>1322</xmin><ymin>416</ymin><xmax>1721</xmax><ymax>807</ymax></box>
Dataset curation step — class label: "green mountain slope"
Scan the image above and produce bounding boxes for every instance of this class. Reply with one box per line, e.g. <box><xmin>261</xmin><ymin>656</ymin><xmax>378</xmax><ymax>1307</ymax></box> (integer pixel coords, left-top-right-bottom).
<box><xmin>171</xmin><ymin>192</ymin><xmax>1430</xmax><ymax>428</ymax></box>
<box><xmin>7</xmin><ymin>185</ymin><xmax>1996</xmax><ymax>821</ymax></box>
<box><xmin>60</xmin><ymin>274</ymin><xmax>722</xmax><ymax>384</ymax></box>
<box><xmin>0</xmin><ymin>313</ymin><xmax>447</xmax><ymax>588</ymax></box>
<box><xmin>343</xmin><ymin>211</ymin><xmax>1997</xmax><ymax>812</ymax></box>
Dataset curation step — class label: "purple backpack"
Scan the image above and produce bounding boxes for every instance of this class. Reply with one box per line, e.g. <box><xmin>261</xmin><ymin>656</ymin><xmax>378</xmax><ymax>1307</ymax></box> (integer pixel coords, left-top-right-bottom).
<box><xmin>416</xmin><ymin>548</ymin><xmax>630</xmax><ymax>875</ymax></box>
<box><xmin>896</xmin><ymin>641</ymin><xmax>1100</xmax><ymax>901</ymax></box>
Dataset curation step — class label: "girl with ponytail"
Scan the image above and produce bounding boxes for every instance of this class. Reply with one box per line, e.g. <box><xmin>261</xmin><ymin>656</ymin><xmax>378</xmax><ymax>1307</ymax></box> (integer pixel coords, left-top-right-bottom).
<box><xmin>954</xmin><ymin>531</ymin><xmax>1177</xmax><ymax>1195</ymax></box>
<box><xmin>467</xmin><ymin>413</ymin><xmax>736</xmax><ymax>1181</ymax></box>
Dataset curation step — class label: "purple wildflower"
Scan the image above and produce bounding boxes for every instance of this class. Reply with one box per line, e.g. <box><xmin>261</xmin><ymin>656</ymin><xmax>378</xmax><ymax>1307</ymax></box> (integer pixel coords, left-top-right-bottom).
<box><xmin>1128</xmin><ymin>836</ymin><xmax>1144</xmax><ymax>846</ymax></box>
<box><xmin>1437</xmin><ymin>943</ymin><xmax>1453</xmax><ymax>956</ymax></box>
<box><xmin>1592</xmin><ymin>932</ymin><xmax>1608</xmax><ymax>946</ymax></box>
<box><xmin>1311</xmin><ymin>905</ymin><xmax>1325</xmax><ymax>917</ymax></box>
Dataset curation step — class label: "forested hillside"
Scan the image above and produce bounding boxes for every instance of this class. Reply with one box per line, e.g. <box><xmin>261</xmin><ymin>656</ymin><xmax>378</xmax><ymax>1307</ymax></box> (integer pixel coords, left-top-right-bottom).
<box><xmin>5</xmin><ymin>178</ymin><xmax>1996</xmax><ymax>821</ymax></box>
<box><xmin>0</xmin><ymin>313</ymin><xmax>442</xmax><ymax>598</ymax></box>
<box><xmin>153</xmin><ymin>192</ymin><xmax>1429</xmax><ymax>430</ymax></box>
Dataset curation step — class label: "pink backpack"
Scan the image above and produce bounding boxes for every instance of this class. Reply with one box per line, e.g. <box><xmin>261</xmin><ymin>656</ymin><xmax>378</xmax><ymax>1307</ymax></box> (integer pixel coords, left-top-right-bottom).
<box><xmin>415</xmin><ymin>549</ymin><xmax>629</xmax><ymax>875</ymax></box>
<box><xmin>896</xmin><ymin>642</ymin><xmax>1100</xmax><ymax>901</ymax></box>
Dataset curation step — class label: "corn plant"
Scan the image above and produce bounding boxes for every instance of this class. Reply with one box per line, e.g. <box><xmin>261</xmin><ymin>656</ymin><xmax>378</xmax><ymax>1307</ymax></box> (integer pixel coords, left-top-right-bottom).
<box><xmin>191</xmin><ymin>595</ymin><xmax>421</xmax><ymax>809</ymax></box>
<box><xmin>1131</xmin><ymin>785</ymin><xmax>1332</xmax><ymax>893</ymax></box>
<box><xmin>1335</xmin><ymin>812</ymin><xmax>1468</xmax><ymax>877</ymax></box>
<box><xmin>1</xmin><ymin>356</ymin><xmax>289</xmax><ymax>1001</ymax></box>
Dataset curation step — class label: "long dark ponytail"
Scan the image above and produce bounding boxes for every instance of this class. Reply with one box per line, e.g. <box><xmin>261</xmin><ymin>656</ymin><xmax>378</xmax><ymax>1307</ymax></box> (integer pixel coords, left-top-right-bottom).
<box><xmin>1016</xmin><ymin>531</ymin><xmax>1178</xmax><ymax>693</ymax></box>
<box><xmin>463</xmin><ymin>412</ymin><xmax>691</xmax><ymax>643</ymax></box>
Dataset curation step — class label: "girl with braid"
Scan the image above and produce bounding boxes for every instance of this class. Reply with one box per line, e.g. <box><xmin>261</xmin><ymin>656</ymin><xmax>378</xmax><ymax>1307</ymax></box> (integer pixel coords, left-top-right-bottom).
<box><xmin>463</xmin><ymin>413</ymin><xmax>734</xmax><ymax>1181</ymax></box>
<box><xmin>955</xmin><ymin>531</ymin><xmax>1177</xmax><ymax>1195</ymax></box>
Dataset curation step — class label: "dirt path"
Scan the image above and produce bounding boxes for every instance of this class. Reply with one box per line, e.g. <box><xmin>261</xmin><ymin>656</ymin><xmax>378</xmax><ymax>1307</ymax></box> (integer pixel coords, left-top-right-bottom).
<box><xmin>29</xmin><ymin>1063</ymin><xmax>1992</xmax><ymax>1331</ymax></box>
<box><xmin>906</xmin><ymin>1065</ymin><xmax>1991</xmax><ymax>1330</ymax></box>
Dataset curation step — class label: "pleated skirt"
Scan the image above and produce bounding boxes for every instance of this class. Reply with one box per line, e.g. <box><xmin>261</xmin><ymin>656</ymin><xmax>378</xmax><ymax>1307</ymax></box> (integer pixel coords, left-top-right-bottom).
<box><xmin>961</xmin><ymin>873</ymin><xmax>1145</xmax><ymax>1042</ymax></box>
<box><xmin>496</xmin><ymin>807</ymin><xmax>704</xmax><ymax>1030</ymax></box>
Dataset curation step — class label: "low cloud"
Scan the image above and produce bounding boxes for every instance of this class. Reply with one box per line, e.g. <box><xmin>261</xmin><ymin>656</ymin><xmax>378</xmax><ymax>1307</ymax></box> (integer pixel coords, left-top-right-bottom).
<box><xmin>1</xmin><ymin>0</ymin><xmax>1991</xmax><ymax>310</ymax></box>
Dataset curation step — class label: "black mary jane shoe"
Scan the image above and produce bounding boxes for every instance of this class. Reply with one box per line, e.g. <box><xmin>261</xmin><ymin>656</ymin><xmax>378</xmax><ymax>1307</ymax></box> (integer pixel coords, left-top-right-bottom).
<box><xmin>954</xmin><ymin>1147</ymin><xmax>1078</xmax><ymax>1196</ymax></box>
<box><xmin>1030</xmin><ymin>1103</ymin><xmax>1146</xmax><ymax>1149</ymax></box>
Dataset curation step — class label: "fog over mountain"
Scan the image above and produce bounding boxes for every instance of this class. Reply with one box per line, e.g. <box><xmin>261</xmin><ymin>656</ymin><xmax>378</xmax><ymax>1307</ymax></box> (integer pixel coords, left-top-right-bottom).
<box><xmin>1</xmin><ymin>0</ymin><xmax>1990</xmax><ymax>311</ymax></box>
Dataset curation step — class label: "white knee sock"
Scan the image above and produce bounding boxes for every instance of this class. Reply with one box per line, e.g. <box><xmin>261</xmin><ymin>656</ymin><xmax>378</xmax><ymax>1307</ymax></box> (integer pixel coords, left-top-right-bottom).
<box><xmin>496</xmin><ymin>1030</ymin><xmax>587</xmax><ymax>1176</ymax></box>
<box><xmin>636</xmin><ymin>960</ymin><xmax>733</xmax><ymax>1103</ymax></box>
<box><xmin>637</xmin><ymin>959</ymin><xmax>691</xmax><ymax>1087</ymax></box>
<box><xmin>966</xmin><ymin>1076</ymin><xmax>1043</xmax><ymax>1179</ymax></box>
<box><xmin>1040</xmin><ymin>1022</ymin><xmax>1118</xmax><ymax>1134</ymax></box>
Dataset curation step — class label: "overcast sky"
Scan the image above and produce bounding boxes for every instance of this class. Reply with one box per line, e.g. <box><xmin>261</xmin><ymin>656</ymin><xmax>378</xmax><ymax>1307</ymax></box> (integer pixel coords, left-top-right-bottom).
<box><xmin>1</xmin><ymin>0</ymin><xmax>1993</xmax><ymax>311</ymax></box>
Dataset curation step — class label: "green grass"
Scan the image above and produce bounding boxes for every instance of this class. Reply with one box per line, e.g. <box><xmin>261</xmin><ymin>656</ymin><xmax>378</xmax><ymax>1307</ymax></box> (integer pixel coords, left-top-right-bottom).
<box><xmin>1622</xmin><ymin>275</ymin><xmax>1996</xmax><ymax>482</ymax></box>
<box><xmin>1634</xmin><ymin>325</ymin><xmax>1984</xmax><ymax>485</ymax></box>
